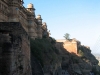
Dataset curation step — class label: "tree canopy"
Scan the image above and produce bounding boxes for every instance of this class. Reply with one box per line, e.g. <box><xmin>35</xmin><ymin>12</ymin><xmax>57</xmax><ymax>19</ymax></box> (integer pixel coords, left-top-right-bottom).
<box><xmin>63</xmin><ymin>33</ymin><xmax>70</xmax><ymax>40</ymax></box>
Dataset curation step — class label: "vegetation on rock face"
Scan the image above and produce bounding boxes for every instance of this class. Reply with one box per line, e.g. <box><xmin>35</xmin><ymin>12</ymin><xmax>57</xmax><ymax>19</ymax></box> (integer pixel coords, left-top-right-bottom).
<box><xmin>92</xmin><ymin>66</ymin><xmax>100</xmax><ymax>75</ymax></box>
<box><xmin>77</xmin><ymin>45</ymin><xmax>100</xmax><ymax>75</ymax></box>
<box><xmin>30</xmin><ymin>36</ymin><xmax>100</xmax><ymax>75</ymax></box>
<box><xmin>30</xmin><ymin>38</ymin><xmax>60</xmax><ymax>67</ymax></box>
<box><xmin>78</xmin><ymin>50</ymin><xmax>84</xmax><ymax>57</ymax></box>
<box><xmin>78</xmin><ymin>46</ymin><xmax>99</xmax><ymax>64</ymax></box>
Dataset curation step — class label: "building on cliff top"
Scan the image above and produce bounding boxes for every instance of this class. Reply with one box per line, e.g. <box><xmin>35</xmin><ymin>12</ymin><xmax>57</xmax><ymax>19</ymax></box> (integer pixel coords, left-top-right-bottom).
<box><xmin>0</xmin><ymin>0</ymin><xmax>50</xmax><ymax>39</ymax></box>
<box><xmin>56</xmin><ymin>38</ymin><xmax>91</xmax><ymax>54</ymax></box>
<box><xmin>56</xmin><ymin>39</ymin><xmax>81</xmax><ymax>54</ymax></box>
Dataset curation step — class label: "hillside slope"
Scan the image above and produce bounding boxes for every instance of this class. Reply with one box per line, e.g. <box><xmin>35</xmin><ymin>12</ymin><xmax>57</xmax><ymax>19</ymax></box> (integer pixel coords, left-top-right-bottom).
<box><xmin>30</xmin><ymin>38</ymin><xmax>62</xmax><ymax>75</ymax></box>
<box><xmin>30</xmin><ymin>38</ymin><xmax>100</xmax><ymax>75</ymax></box>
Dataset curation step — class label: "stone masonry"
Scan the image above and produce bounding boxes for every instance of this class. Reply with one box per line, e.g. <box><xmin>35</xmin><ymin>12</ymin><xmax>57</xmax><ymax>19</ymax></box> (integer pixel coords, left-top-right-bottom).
<box><xmin>0</xmin><ymin>22</ymin><xmax>31</xmax><ymax>75</ymax></box>
<box><xmin>0</xmin><ymin>0</ymin><xmax>50</xmax><ymax>75</ymax></box>
<box><xmin>56</xmin><ymin>39</ymin><xmax>81</xmax><ymax>54</ymax></box>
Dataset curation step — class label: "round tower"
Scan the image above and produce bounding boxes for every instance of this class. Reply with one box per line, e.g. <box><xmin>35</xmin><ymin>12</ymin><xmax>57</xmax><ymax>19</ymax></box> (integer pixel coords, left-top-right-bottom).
<box><xmin>42</xmin><ymin>22</ymin><xmax>47</xmax><ymax>30</ymax></box>
<box><xmin>8</xmin><ymin>0</ymin><xmax>24</xmax><ymax>22</ymax></box>
<box><xmin>36</xmin><ymin>14</ymin><xmax>42</xmax><ymax>25</ymax></box>
<box><xmin>42</xmin><ymin>22</ymin><xmax>49</xmax><ymax>38</ymax></box>
<box><xmin>42</xmin><ymin>22</ymin><xmax>47</xmax><ymax>26</ymax></box>
<box><xmin>27</xmin><ymin>3</ymin><xmax>37</xmax><ymax>39</ymax></box>
<box><xmin>27</xmin><ymin>3</ymin><xmax>35</xmax><ymax>17</ymax></box>
<box><xmin>36</xmin><ymin>15</ymin><xmax>43</xmax><ymax>39</ymax></box>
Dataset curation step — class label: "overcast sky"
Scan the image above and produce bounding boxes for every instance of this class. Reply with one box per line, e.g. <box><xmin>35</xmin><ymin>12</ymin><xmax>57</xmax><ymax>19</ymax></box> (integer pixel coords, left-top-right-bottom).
<box><xmin>24</xmin><ymin>0</ymin><xmax>100</xmax><ymax>54</ymax></box>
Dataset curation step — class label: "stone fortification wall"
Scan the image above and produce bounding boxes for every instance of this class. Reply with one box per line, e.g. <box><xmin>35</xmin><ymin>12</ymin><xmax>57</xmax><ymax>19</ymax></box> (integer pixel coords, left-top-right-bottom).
<box><xmin>0</xmin><ymin>22</ymin><xmax>31</xmax><ymax>75</ymax></box>
<box><xmin>0</xmin><ymin>0</ymin><xmax>50</xmax><ymax>39</ymax></box>
<box><xmin>56</xmin><ymin>39</ymin><xmax>78</xmax><ymax>54</ymax></box>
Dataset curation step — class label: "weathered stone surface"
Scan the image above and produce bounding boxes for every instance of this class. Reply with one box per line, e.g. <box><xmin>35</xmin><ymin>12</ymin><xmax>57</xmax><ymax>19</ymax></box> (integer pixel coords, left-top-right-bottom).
<box><xmin>55</xmin><ymin>39</ymin><xmax>99</xmax><ymax>75</ymax></box>
<box><xmin>0</xmin><ymin>22</ymin><xmax>31</xmax><ymax>75</ymax></box>
<box><xmin>56</xmin><ymin>39</ymin><xmax>78</xmax><ymax>54</ymax></box>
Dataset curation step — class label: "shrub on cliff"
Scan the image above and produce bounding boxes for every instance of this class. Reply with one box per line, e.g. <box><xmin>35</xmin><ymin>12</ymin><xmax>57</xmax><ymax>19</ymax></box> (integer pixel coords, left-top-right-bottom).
<box><xmin>30</xmin><ymin>38</ymin><xmax>60</xmax><ymax>67</ymax></box>
<box><xmin>78</xmin><ymin>50</ymin><xmax>84</xmax><ymax>57</ymax></box>
<box><xmin>30</xmin><ymin>39</ymin><xmax>43</xmax><ymax>66</ymax></box>
<box><xmin>50</xmin><ymin>37</ymin><xmax>56</xmax><ymax>44</ymax></box>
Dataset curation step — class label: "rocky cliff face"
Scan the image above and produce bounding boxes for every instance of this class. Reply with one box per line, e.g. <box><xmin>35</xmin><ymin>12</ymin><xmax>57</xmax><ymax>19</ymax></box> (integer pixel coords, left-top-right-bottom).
<box><xmin>77</xmin><ymin>45</ymin><xmax>100</xmax><ymax>75</ymax></box>
<box><xmin>1</xmin><ymin>30</ymin><xmax>99</xmax><ymax>75</ymax></box>
<box><xmin>30</xmin><ymin>38</ymin><xmax>62</xmax><ymax>75</ymax></box>
<box><xmin>55</xmin><ymin>39</ymin><xmax>100</xmax><ymax>75</ymax></box>
<box><xmin>30</xmin><ymin>38</ymin><xmax>100</xmax><ymax>75</ymax></box>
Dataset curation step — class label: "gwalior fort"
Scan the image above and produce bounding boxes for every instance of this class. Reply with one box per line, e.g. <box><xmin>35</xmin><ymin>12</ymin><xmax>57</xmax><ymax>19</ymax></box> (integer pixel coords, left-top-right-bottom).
<box><xmin>0</xmin><ymin>0</ymin><xmax>49</xmax><ymax>39</ymax></box>
<box><xmin>0</xmin><ymin>0</ymin><xmax>100</xmax><ymax>75</ymax></box>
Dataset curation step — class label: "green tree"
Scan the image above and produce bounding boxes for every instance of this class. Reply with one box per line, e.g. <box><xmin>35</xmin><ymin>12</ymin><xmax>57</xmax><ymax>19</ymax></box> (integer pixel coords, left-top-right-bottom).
<box><xmin>63</xmin><ymin>33</ymin><xmax>70</xmax><ymax>40</ymax></box>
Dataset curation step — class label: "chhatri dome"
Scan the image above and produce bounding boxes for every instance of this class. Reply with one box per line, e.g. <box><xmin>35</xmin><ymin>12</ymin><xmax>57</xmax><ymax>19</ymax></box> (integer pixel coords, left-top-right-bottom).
<box><xmin>42</xmin><ymin>22</ymin><xmax>47</xmax><ymax>25</ymax></box>
<box><xmin>27</xmin><ymin>3</ymin><xmax>34</xmax><ymax>8</ymax></box>
<box><xmin>36</xmin><ymin>14</ymin><xmax>42</xmax><ymax>20</ymax></box>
